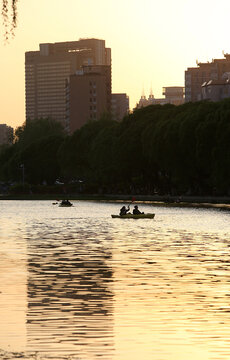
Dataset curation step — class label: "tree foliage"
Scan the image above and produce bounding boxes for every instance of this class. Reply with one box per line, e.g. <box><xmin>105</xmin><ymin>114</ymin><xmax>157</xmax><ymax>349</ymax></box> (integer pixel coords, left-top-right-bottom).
<box><xmin>1</xmin><ymin>100</ymin><xmax>230</xmax><ymax>196</ymax></box>
<box><xmin>2</xmin><ymin>0</ymin><xmax>18</xmax><ymax>40</ymax></box>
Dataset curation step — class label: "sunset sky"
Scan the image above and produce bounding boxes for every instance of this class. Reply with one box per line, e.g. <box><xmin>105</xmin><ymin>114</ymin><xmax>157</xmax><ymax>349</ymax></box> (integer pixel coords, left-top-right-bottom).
<box><xmin>0</xmin><ymin>0</ymin><xmax>230</xmax><ymax>128</ymax></box>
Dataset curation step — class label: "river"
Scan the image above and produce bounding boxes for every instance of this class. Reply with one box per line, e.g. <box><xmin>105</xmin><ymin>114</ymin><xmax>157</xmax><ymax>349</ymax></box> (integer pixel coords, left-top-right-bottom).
<box><xmin>0</xmin><ymin>200</ymin><xmax>230</xmax><ymax>360</ymax></box>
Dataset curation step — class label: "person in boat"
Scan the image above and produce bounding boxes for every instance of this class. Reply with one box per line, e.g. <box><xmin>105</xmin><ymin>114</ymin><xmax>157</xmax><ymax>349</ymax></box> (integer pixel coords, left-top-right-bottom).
<box><xmin>120</xmin><ymin>205</ymin><xmax>130</xmax><ymax>216</ymax></box>
<box><xmin>61</xmin><ymin>199</ymin><xmax>71</xmax><ymax>206</ymax></box>
<box><xmin>133</xmin><ymin>205</ymin><xmax>144</xmax><ymax>215</ymax></box>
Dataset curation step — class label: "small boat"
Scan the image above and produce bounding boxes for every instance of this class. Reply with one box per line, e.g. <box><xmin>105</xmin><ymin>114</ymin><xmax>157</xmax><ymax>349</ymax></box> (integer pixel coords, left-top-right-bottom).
<box><xmin>59</xmin><ymin>200</ymin><xmax>73</xmax><ymax>207</ymax></box>
<box><xmin>111</xmin><ymin>213</ymin><xmax>155</xmax><ymax>219</ymax></box>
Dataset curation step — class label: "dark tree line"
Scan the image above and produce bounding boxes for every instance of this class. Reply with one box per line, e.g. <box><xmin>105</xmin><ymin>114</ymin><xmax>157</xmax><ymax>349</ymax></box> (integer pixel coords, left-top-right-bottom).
<box><xmin>1</xmin><ymin>99</ymin><xmax>230</xmax><ymax>196</ymax></box>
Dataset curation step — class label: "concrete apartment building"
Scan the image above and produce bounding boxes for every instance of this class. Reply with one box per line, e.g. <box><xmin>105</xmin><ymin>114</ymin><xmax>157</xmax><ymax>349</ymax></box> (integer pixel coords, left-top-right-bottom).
<box><xmin>185</xmin><ymin>53</ymin><xmax>230</xmax><ymax>102</ymax></box>
<box><xmin>0</xmin><ymin>124</ymin><xmax>14</xmax><ymax>145</ymax></box>
<box><xmin>136</xmin><ymin>86</ymin><xmax>184</xmax><ymax>108</ymax></box>
<box><xmin>67</xmin><ymin>65</ymin><xmax>111</xmax><ymax>133</ymax></box>
<box><xmin>202</xmin><ymin>76</ymin><xmax>230</xmax><ymax>102</ymax></box>
<box><xmin>111</xmin><ymin>94</ymin><xmax>129</xmax><ymax>122</ymax></box>
<box><xmin>25</xmin><ymin>38</ymin><xmax>111</xmax><ymax>130</ymax></box>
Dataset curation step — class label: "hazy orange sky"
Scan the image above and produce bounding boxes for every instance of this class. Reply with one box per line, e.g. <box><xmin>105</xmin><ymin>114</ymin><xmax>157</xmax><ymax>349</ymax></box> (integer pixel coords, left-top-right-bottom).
<box><xmin>0</xmin><ymin>0</ymin><xmax>229</xmax><ymax>128</ymax></box>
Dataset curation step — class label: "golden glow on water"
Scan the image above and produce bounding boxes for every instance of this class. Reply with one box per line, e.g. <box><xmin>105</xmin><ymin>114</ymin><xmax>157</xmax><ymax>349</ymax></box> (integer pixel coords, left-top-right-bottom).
<box><xmin>0</xmin><ymin>218</ymin><xmax>27</xmax><ymax>352</ymax></box>
<box><xmin>0</xmin><ymin>201</ymin><xmax>230</xmax><ymax>359</ymax></box>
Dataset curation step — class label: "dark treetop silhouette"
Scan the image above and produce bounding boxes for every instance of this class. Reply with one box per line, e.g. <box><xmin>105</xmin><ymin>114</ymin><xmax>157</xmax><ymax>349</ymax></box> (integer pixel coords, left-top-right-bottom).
<box><xmin>2</xmin><ymin>0</ymin><xmax>18</xmax><ymax>40</ymax></box>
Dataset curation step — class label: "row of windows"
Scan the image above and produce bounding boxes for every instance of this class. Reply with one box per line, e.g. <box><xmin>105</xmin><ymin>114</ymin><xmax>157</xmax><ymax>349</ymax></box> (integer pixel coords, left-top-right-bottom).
<box><xmin>90</xmin><ymin>113</ymin><xmax>97</xmax><ymax>119</ymax></box>
<box><xmin>37</xmin><ymin>79</ymin><xmax>67</xmax><ymax>84</ymax></box>
<box><xmin>36</xmin><ymin>83</ymin><xmax>65</xmax><ymax>87</ymax></box>
<box><xmin>37</xmin><ymin>110</ymin><xmax>66</xmax><ymax>114</ymax></box>
<box><xmin>37</xmin><ymin>102</ymin><xmax>65</xmax><ymax>106</ymax></box>
<box><xmin>37</xmin><ymin>68</ymin><xmax>70</xmax><ymax>74</ymax></box>
<box><xmin>25</xmin><ymin>73</ymin><xmax>35</xmax><ymax>77</ymax></box>
<box><xmin>89</xmin><ymin>81</ymin><xmax>97</xmax><ymax>87</ymax></box>
<box><xmin>37</xmin><ymin>91</ymin><xmax>65</xmax><ymax>95</ymax></box>
<box><xmin>37</xmin><ymin>62</ymin><xmax>70</xmax><ymax>68</ymax></box>
<box><xmin>37</xmin><ymin>71</ymin><xmax>70</xmax><ymax>76</ymax></box>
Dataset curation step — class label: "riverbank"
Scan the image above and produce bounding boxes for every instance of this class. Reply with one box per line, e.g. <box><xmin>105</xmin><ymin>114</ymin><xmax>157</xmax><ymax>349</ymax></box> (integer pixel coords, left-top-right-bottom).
<box><xmin>1</xmin><ymin>193</ymin><xmax>230</xmax><ymax>211</ymax></box>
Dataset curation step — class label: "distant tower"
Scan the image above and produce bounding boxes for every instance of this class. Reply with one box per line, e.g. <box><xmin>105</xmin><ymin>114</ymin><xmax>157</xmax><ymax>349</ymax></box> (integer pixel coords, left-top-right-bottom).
<box><xmin>148</xmin><ymin>84</ymin><xmax>155</xmax><ymax>104</ymax></box>
<box><xmin>137</xmin><ymin>87</ymin><xmax>149</xmax><ymax>108</ymax></box>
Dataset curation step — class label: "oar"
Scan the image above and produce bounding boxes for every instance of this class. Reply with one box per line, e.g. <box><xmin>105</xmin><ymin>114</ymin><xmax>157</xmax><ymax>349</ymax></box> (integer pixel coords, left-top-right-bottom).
<box><xmin>127</xmin><ymin>196</ymin><xmax>136</xmax><ymax>209</ymax></box>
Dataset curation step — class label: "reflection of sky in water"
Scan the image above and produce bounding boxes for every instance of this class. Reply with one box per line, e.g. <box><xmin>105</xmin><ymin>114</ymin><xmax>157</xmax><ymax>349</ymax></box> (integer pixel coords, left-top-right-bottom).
<box><xmin>0</xmin><ymin>200</ymin><xmax>230</xmax><ymax>359</ymax></box>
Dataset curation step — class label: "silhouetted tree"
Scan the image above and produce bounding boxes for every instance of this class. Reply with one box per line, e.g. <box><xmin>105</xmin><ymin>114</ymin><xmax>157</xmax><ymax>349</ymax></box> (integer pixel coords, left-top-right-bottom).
<box><xmin>2</xmin><ymin>0</ymin><xmax>18</xmax><ymax>40</ymax></box>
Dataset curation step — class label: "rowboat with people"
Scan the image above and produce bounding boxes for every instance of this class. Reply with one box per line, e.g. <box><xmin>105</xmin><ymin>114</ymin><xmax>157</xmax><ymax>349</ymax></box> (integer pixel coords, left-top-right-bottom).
<box><xmin>111</xmin><ymin>213</ymin><xmax>155</xmax><ymax>219</ymax></box>
<box><xmin>112</xmin><ymin>202</ymin><xmax>155</xmax><ymax>219</ymax></box>
<box><xmin>59</xmin><ymin>199</ymin><xmax>73</xmax><ymax>207</ymax></box>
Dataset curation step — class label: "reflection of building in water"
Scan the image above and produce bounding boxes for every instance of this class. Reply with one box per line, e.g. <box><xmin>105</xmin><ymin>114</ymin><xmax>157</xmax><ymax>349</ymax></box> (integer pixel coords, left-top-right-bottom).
<box><xmin>27</xmin><ymin>235</ymin><xmax>114</xmax><ymax>357</ymax></box>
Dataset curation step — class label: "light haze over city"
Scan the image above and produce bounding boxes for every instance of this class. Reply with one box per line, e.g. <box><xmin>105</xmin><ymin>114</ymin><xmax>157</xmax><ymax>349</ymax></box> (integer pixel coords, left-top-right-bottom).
<box><xmin>0</xmin><ymin>0</ymin><xmax>230</xmax><ymax>128</ymax></box>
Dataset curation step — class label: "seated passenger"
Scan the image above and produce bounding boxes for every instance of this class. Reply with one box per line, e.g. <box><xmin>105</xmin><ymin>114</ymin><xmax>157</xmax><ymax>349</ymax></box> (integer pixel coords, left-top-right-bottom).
<box><xmin>61</xmin><ymin>199</ymin><xmax>71</xmax><ymax>206</ymax></box>
<box><xmin>120</xmin><ymin>205</ymin><xmax>130</xmax><ymax>216</ymax></box>
<box><xmin>133</xmin><ymin>205</ymin><xmax>143</xmax><ymax>215</ymax></box>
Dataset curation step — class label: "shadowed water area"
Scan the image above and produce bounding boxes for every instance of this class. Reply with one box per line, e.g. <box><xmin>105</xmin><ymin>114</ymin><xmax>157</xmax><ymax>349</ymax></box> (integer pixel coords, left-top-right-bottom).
<box><xmin>0</xmin><ymin>200</ymin><xmax>230</xmax><ymax>360</ymax></box>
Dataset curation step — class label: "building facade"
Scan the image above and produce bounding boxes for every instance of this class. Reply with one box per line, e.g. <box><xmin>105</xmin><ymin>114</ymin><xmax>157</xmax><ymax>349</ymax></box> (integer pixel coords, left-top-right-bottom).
<box><xmin>25</xmin><ymin>38</ymin><xmax>111</xmax><ymax>130</ymax></box>
<box><xmin>202</xmin><ymin>78</ymin><xmax>230</xmax><ymax>102</ymax></box>
<box><xmin>67</xmin><ymin>65</ymin><xmax>111</xmax><ymax>133</ymax></box>
<box><xmin>136</xmin><ymin>86</ymin><xmax>184</xmax><ymax>109</ymax></box>
<box><xmin>0</xmin><ymin>124</ymin><xmax>14</xmax><ymax>145</ymax></box>
<box><xmin>185</xmin><ymin>54</ymin><xmax>230</xmax><ymax>102</ymax></box>
<box><xmin>111</xmin><ymin>93</ymin><xmax>129</xmax><ymax>122</ymax></box>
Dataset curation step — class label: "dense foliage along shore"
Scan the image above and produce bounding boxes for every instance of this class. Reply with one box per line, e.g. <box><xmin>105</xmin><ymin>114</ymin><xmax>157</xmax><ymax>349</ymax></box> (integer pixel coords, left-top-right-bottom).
<box><xmin>1</xmin><ymin>99</ymin><xmax>230</xmax><ymax>196</ymax></box>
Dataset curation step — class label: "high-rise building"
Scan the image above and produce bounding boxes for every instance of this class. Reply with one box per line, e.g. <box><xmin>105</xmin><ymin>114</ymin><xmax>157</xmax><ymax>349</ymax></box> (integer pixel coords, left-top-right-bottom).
<box><xmin>0</xmin><ymin>124</ymin><xmax>14</xmax><ymax>145</ymax></box>
<box><xmin>67</xmin><ymin>65</ymin><xmax>111</xmax><ymax>133</ymax></box>
<box><xmin>111</xmin><ymin>93</ymin><xmax>129</xmax><ymax>122</ymax></box>
<box><xmin>25</xmin><ymin>38</ymin><xmax>111</xmax><ymax>130</ymax></box>
<box><xmin>185</xmin><ymin>53</ymin><xmax>230</xmax><ymax>102</ymax></box>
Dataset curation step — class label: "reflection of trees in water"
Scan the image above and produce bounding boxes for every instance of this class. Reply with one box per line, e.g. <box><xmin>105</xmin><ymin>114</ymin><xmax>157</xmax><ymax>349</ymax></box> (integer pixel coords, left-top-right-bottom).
<box><xmin>27</xmin><ymin>237</ymin><xmax>114</xmax><ymax>357</ymax></box>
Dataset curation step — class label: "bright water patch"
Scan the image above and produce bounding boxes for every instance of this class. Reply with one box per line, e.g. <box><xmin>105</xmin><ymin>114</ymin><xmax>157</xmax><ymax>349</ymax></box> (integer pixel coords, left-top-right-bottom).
<box><xmin>0</xmin><ymin>200</ymin><xmax>230</xmax><ymax>359</ymax></box>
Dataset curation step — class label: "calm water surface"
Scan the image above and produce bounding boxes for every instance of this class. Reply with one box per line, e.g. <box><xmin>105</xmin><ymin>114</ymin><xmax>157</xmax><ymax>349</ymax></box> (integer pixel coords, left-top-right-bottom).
<box><xmin>0</xmin><ymin>200</ymin><xmax>230</xmax><ymax>360</ymax></box>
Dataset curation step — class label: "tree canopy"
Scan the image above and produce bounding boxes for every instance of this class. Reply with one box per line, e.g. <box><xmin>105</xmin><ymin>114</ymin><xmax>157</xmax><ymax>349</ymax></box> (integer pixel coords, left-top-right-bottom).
<box><xmin>1</xmin><ymin>100</ymin><xmax>230</xmax><ymax>196</ymax></box>
<box><xmin>2</xmin><ymin>0</ymin><xmax>18</xmax><ymax>40</ymax></box>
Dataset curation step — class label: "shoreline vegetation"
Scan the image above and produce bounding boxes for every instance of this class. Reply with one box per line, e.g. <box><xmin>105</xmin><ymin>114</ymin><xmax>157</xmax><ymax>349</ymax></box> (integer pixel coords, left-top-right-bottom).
<box><xmin>2</xmin><ymin>101</ymin><xmax>230</xmax><ymax>201</ymax></box>
<box><xmin>1</xmin><ymin>193</ymin><xmax>230</xmax><ymax>211</ymax></box>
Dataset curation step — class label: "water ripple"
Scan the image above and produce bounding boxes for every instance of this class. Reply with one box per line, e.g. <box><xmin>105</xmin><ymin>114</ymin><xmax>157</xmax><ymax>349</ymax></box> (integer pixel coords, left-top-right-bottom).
<box><xmin>0</xmin><ymin>201</ymin><xmax>230</xmax><ymax>359</ymax></box>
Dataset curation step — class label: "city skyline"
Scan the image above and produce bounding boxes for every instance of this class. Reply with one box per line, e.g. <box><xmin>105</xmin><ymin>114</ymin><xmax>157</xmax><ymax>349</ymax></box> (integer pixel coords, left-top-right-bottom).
<box><xmin>1</xmin><ymin>0</ymin><xmax>230</xmax><ymax>128</ymax></box>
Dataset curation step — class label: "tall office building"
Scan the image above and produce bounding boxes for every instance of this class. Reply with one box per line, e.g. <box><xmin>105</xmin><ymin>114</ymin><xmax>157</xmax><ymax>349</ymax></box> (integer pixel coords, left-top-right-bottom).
<box><xmin>25</xmin><ymin>38</ymin><xmax>111</xmax><ymax>130</ymax></box>
<box><xmin>67</xmin><ymin>65</ymin><xmax>111</xmax><ymax>133</ymax></box>
<box><xmin>185</xmin><ymin>53</ymin><xmax>230</xmax><ymax>102</ymax></box>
